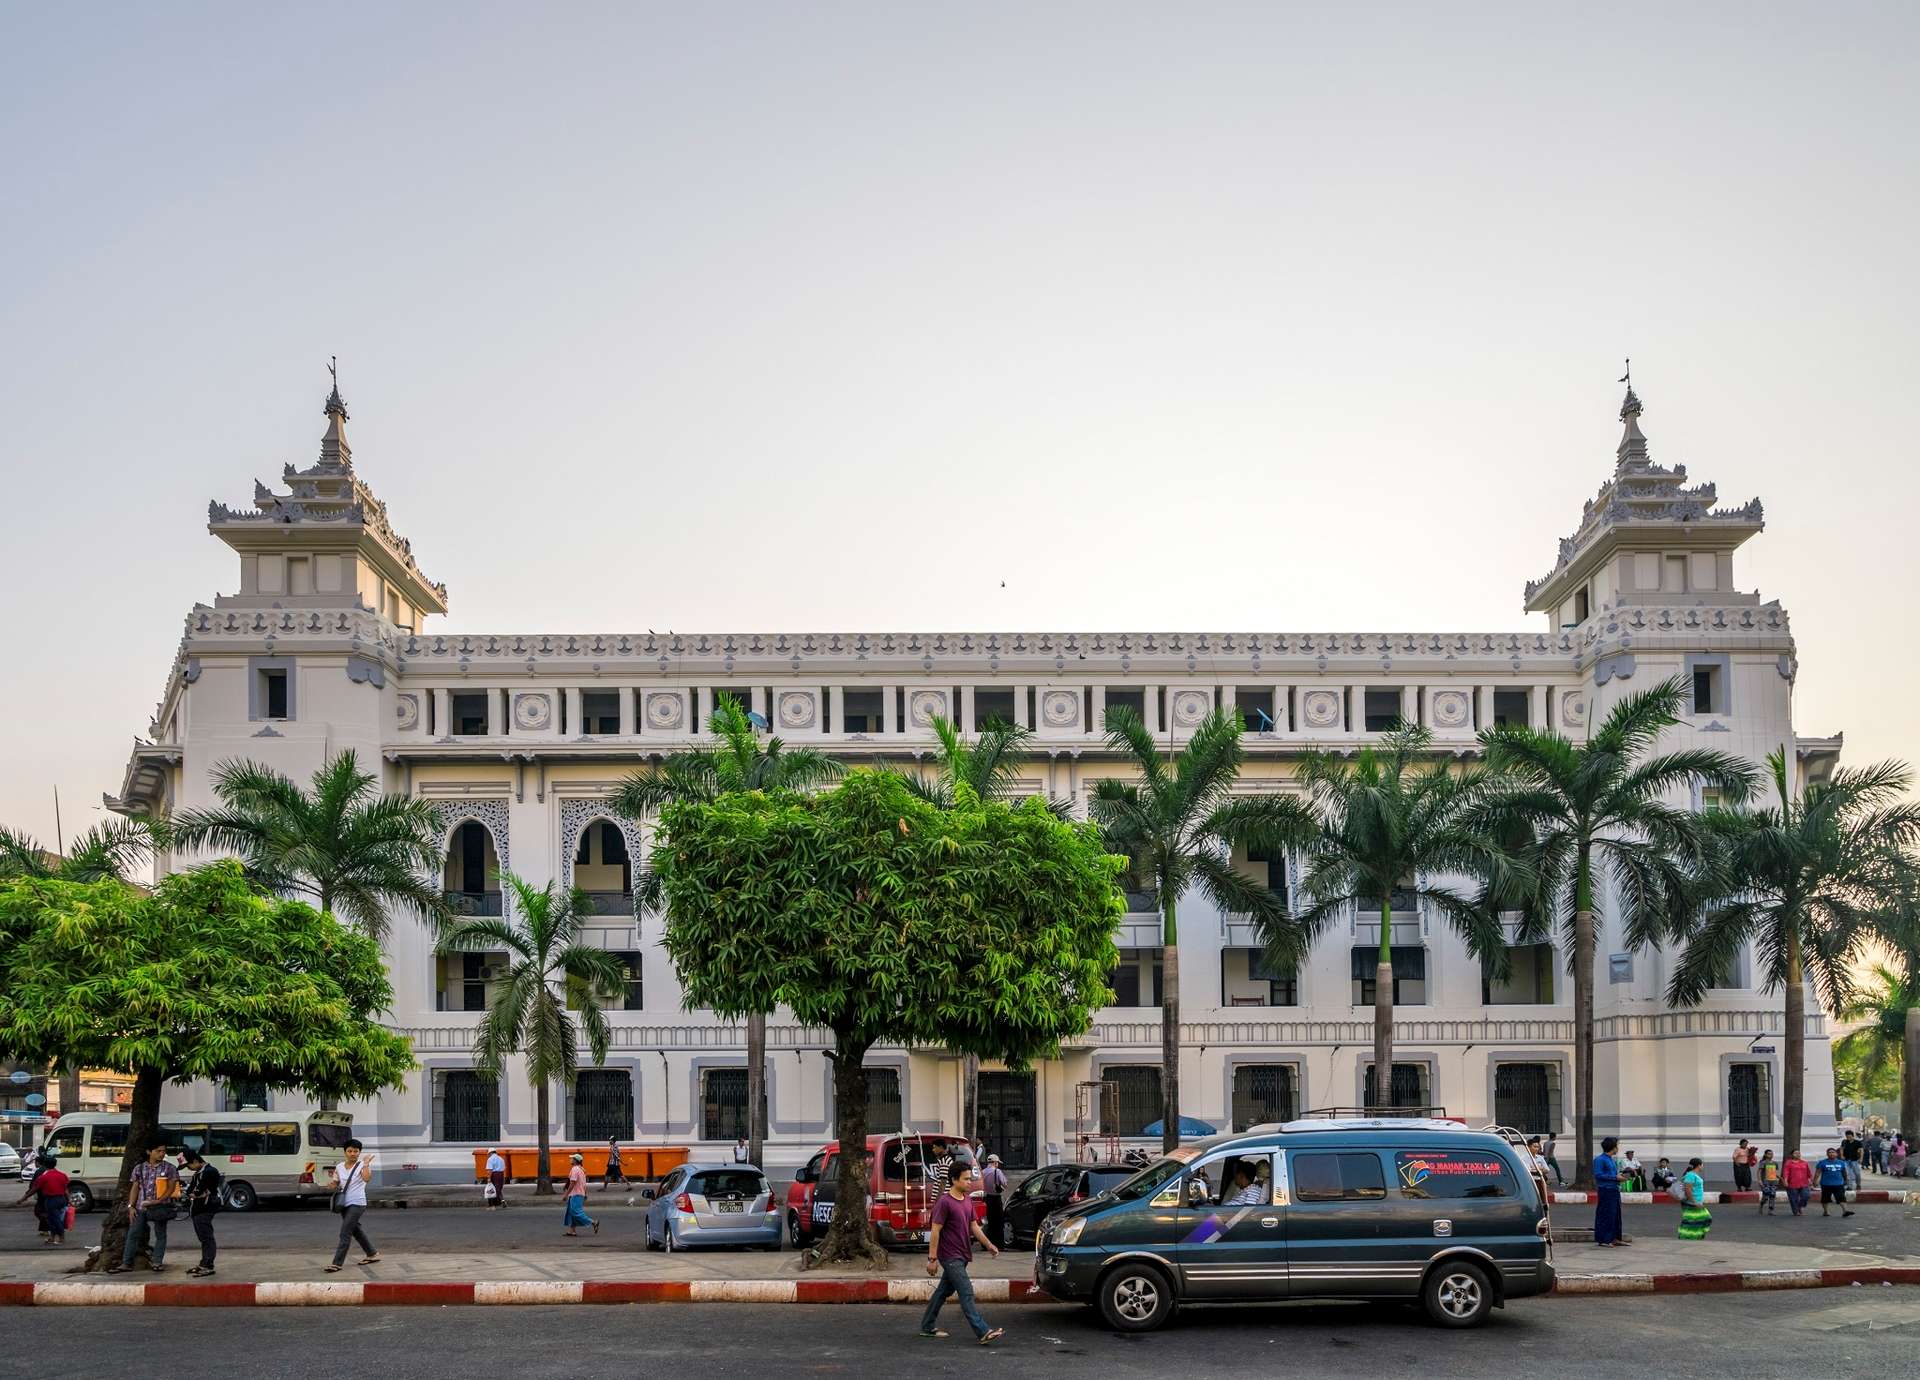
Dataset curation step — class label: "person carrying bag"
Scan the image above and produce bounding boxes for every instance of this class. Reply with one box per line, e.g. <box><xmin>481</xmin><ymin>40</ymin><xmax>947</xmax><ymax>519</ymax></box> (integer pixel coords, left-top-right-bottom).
<box><xmin>182</xmin><ymin>1148</ymin><xmax>224</xmax><ymax>1277</ymax></box>
<box><xmin>324</xmin><ymin>1139</ymin><xmax>382</xmax><ymax>1272</ymax></box>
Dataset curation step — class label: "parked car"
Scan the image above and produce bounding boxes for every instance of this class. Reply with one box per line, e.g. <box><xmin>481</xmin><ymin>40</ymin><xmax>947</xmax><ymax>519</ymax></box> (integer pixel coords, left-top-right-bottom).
<box><xmin>0</xmin><ymin>1142</ymin><xmax>21</xmax><ymax>1180</ymax></box>
<box><xmin>1005</xmin><ymin>1163</ymin><xmax>1136</xmax><ymax>1248</ymax></box>
<box><xmin>786</xmin><ymin>1133</ymin><xmax>980</xmax><ymax>1249</ymax></box>
<box><xmin>642</xmin><ymin>1163</ymin><xmax>781</xmax><ymax>1251</ymax></box>
<box><xmin>1035</xmin><ymin>1118</ymin><xmax>1554</xmax><ymax>1331</ymax></box>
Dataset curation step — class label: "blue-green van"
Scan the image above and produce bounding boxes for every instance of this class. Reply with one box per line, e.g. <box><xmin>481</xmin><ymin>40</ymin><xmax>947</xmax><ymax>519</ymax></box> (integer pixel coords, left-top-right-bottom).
<box><xmin>1035</xmin><ymin>1118</ymin><xmax>1553</xmax><ymax>1330</ymax></box>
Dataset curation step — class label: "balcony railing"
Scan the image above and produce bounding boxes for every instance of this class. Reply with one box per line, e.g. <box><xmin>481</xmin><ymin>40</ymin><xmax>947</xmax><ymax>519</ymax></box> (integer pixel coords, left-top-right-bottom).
<box><xmin>1124</xmin><ymin>890</ymin><xmax>1159</xmax><ymax>913</ymax></box>
<box><xmin>581</xmin><ymin>890</ymin><xmax>635</xmax><ymax>916</ymax></box>
<box><xmin>444</xmin><ymin>889</ymin><xmax>503</xmax><ymax>917</ymax></box>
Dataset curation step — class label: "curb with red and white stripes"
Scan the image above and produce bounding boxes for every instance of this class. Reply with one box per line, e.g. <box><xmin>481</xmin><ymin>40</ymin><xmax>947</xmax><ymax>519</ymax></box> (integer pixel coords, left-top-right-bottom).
<box><xmin>1550</xmin><ymin>1189</ymin><xmax>1909</xmax><ymax>1207</ymax></box>
<box><xmin>3</xmin><ymin>1270</ymin><xmax>1919</xmax><ymax>1307</ymax></box>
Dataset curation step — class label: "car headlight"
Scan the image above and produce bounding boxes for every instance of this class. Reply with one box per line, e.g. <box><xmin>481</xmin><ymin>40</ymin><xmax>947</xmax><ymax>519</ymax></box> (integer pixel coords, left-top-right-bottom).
<box><xmin>1053</xmin><ymin>1217</ymin><xmax>1086</xmax><ymax>1247</ymax></box>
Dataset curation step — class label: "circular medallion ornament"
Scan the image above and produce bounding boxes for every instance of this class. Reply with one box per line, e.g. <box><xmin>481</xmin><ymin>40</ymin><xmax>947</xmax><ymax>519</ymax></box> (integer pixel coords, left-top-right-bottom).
<box><xmin>394</xmin><ymin>694</ymin><xmax>420</xmax><ymax>731</ymax></box>
<box><xmin>777</xmin><ymin>691</ymin><xmax>816</xmax><ymax>730</ymax></box>
<box><xmin>645</xmin><ymin>692</ymin><xmax>685</xmax><ymax>730</ymax></box>
<box><xmin>908</xmin><ymin>689</ymin><xmax>946</xmax><ymax>728</ymax></box>
<box><xmin>513</xmin><ymin>693</ymin><xmax>552</xmax><ymax>731</ymax></box>
<box><xmin>1301</xmin><ymin>690</ymin><xmax>1342</xmax><ymax>729</ymax></box>
<box><xmin>1041</xmin><ymin>690</ymin><xmax>1079</xmax><ymax>728</ymax></box>
<box><xmin>1429</xmin><ymin>690</ymin><xmax>1470</xmax><ymax>729</ymax></box>
<box><xmin>1171</xmin><ymin>690</ymin><xmax>1210</xmax><ymax>727</ymax></box>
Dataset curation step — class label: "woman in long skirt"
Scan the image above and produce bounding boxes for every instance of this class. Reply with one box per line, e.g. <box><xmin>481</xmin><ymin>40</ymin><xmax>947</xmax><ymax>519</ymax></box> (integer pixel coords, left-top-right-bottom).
<box><xmin>1677</xmin><ymin>1157</ymin><xmax>1713</xmax><ymax>1241</ymax></box>
<box><xmin>563</xmin><ymin>1153</ymin><xmax>598</xmax><ymax>1236</ymax></box>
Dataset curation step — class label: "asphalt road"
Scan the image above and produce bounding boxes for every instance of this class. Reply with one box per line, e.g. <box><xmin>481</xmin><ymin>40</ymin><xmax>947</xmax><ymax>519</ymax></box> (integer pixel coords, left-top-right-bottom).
<box><xmin>10</xmin><ymin>1195</ymin><xmax>1916</xmax><ymax>1260</ymax></box>
<box><xmin>8</xmin><ymin>1293</ymin><xmax>1918</xmax><ymax>1378</ymax></box>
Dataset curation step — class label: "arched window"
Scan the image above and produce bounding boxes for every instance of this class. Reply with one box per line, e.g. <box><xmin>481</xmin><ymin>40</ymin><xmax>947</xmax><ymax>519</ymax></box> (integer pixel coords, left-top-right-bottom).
<box><xmin>443</xmin><ymin>821</ymin><xmax>502</xmax><ymax>915</ymax></box>
<box><xmin>572</xmin><ymin>819</ymin><xmax>632</xmax><ymax>913</ymax></box>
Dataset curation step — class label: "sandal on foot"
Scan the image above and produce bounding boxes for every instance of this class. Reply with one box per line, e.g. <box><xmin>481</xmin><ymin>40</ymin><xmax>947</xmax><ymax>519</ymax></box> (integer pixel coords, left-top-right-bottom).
<box><xmin>918</xmin><ymin>1329</ymin><xmax>949</xmax><ymax>1339</ymax></box>
<box><xmin>324</xmin><ymin>1264</ymin><xmax>344</xmax><ymax>1273</ymax></box>
<box><xmin>360</xmin><ymin>1254</ymin><xmax>382</xmax><ymax>1264</ymax></box>
<box><xmin>592</xmin><ymin>1221</ymin><xmax>600</xmax><ymax>1235</ymax></box>
<box><xmin>979</xmin><ymin>1328</ymin><xmax>1004</xmax><ymax>1345</ymax></box>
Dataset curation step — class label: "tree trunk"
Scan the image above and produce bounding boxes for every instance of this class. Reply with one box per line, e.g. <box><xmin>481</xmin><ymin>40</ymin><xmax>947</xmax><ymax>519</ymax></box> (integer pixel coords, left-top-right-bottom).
<box><xmin>88</xmin><ymin>1066</ymin><xmax>163</xmax><ymax>1272</ymax></box>
<box><xmin>962</xmin><ymin>1053</ymin><xmax>980</xmax><ymax>1147</ymax></box>
<box><xmin>1372</xmin><ymin>898</ymin><xmax>1394</xmax><ymax>1108</ymax></box>
<box><xmin>534</xmin><ymin>1080</ymin><xmax>554</xmax><ymax>1196</ymax></box>
<box><xmin>57</xmin><ymin>1067</ymin><xmax>81</xmax><ymax>1120</ymax></box>
<box><xmin>1160</xmin><ymin>894</ymin><xmax>1181</xmax><ymax>1153</ymax></box>
<box><xmin>1572</xmin><ymin>846</ymin><xmax>1596</xmax><ymax>1190</ymax></box>
<box><xmin>747</xmin><ymin>1013</ymin><xmax>767</xmax><ymax>1172</ymax></box>
<box><xmin>1782</xmin><ymin>927</ymin><xmax>1805</xmax><ymax>1160</ymax></box>
<box><xmin>817</xmin><ymin>1036</ymin><xmax>883</xmax><ymax>1265</ymax></box>
<box><xmin>1902</xmin><ymin>1004</ymin><xmax>1920</xmax><ymax>1146</ymax></box>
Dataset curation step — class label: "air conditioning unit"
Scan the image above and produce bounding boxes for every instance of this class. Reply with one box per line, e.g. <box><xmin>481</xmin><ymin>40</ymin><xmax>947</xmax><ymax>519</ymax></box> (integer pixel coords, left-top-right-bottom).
<box><xmin>479</xmin><ymin>964</ymin><xmax>506</xmax><ymax>982</ymax></box>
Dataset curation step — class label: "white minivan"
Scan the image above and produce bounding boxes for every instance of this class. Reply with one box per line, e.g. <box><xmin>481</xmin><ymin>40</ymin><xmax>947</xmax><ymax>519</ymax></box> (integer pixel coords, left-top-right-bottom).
<box><xmin>44</xmin><ymin>1109</ymin><xmax>353</xmax><ymax>1212</ymax></box>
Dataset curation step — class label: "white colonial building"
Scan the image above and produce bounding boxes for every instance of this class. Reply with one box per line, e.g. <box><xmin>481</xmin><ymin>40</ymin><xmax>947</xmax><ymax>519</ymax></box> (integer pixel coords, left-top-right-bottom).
<box><xmin>110</xmin><ymin>377</ymin><xmax>1841</xmax><ymax>1180</ymax></box>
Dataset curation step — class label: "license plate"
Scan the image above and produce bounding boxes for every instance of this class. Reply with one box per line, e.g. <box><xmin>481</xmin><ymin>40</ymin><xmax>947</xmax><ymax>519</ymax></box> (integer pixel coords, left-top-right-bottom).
<box><xmin>715</xmin><ymin>1201</ymin><xmax>743</xmax><ymax>1213</ymax></box>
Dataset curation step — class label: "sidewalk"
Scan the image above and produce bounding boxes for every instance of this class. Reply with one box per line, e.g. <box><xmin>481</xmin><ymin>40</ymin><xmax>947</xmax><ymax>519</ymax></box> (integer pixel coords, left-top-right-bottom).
<box><xmin>5</xmin><ymin>1223</ymin><xmax>1917</xmax><ymax>1306</ymax></box>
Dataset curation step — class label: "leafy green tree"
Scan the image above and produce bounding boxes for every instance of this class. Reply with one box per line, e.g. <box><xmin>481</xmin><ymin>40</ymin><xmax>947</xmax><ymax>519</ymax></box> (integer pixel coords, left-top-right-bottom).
<box><xmin>654</xmin><ymin>770</ymin><xmax>1122</xmax><ymax>1262</ymax></box>
<box><xmin>902</xmin><ymin>714</ymin><xmax>1063</xmax><ymax>1140</ymax></box>
<box><xmin>0</xmin><ymin>862</ymin><xmax>413</xmax><ymax>1270</ymax></box>
<box><xmin>1671</xmin><ymin>752</ymin><xmax>1920</xmax><ymax>1157</ymax></box>
<box><xmin>0</xmin><ymin>818</ymin><xmax>160</xmax><ymax>884</ymax></box>
<box><xmin>1090</xmin><ymin>708</ymin><xmax>1317</xmax><ymax>1153</ymax></box>
<box><xmin>611</xmin><ymin>696</ymin><xmax>842</xmax><ymax>1169</ymax></box>
<box><xmin>1477</xmin><ymin>676</ymin><xmax>1754</xmax><ymax>1185</ymax></box>
<box><xmin>1291</xmin><ymin>724</ymin><xmax>1518</xmax><ymax>1116</ymax></box>
<box><xmin>0</xmin><ymin>817</ymin><xmax>163</xmax><ymax>1114</ymax></box>
<box><xmin>1834</xmin><ymin>966</ymin><xmax>1909</xmax><ymax>1121</ymax></box>
<box><xmin>167</xmin><ymin>750</ymin><xmax>452</xmax><ymax>941</ymax></box>
<box><xmin>1864</xmin><ymin>893</ymin><xmax>1920</xmax><ymax>1143</ymax></box>
<box><xmin>439</xmin><ymin>872</ymin><xmax>628</xmax><ymax>1195</ymax></box>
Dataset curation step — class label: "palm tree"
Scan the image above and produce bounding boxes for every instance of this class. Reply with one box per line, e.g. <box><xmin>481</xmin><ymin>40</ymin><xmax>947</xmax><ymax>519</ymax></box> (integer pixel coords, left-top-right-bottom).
<box><xmin>903</xmin><ymin>714</ymin><xmax>1062</xmax><ymax>1141</ymax></box>
<box><xmin>1476</xmin><ymin>676</ymin><xmax>1755</xmax><ymax>1185</ymax></box>
<box><xmin>1290</xmin><ymin>725</ymin><xmax>1520</xmax><ymax>1113</ymax></box>
<box><xmin>1866</xmin><ymin>890</ymin><xmax>1920</xmax><ymax>1144</ymax></box>
<box><xmin>0</xmin><ymin>818</ymin><xmax>160</xmax><ymax>884</ymax></box>
<box><xmin>440</xmin><ymin>872</ymin><xmax>629</xmax><ymax>1194</ymax></box>
<box><xmin>1670</xmin><ymin>751</ymin><xmax>1920</xmax><ymax>1158</ymax></box>
<box><xmin>1834</xmin><ymin>964</ymin><xmax>1914</xmax><ymax>1138</ymax></box>
<box><xmin>1089</xmin><ymin>707</ymin><xmax>1316</xmax><ymax>1153</ymax></box>
<box><xmin>0</xmin><ymin>817</ymin><xmax>161</xmax><ymax>1119</ymax></box>
<box><xmin>610</xmin><ymin>696</ymin><xmax>842</xmax><ymax>1168</ymax></box>
<box><xmin>167</xmin><ymin>750</ymin><xmax>452</xmax><ymax>942</ymax></box>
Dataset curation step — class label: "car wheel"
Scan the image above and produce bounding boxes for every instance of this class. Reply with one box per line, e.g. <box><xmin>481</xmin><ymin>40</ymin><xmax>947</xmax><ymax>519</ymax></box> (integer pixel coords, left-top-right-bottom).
<box><xmin>664</xmin><ymin>1223</ymin><xmax>677</xmax><ymax>1253</ymax></box>
<box><xmin>1423</xmin><ymin>1260</ymin><xmax>1494</xmax><ymax>1328</ymax></box>
<box><xmin>66</xmin><ymin>1182</ymin><xmax>93</xmax><ymax>1213</ymax></box>
<box><xmin>223</xmin><ymin>1181</ymin><xmax>258</xmax><ymax>1213</ymax></box>
<box><xmin>788</xmin><ymin>1212</ymin><xmax>808</xmax><ymax>1250</ymax></box>
<box><xmin>1098</xmin><ymin>1262</ymin><xmax>1175</xmax><ymax>1332</ymax></box>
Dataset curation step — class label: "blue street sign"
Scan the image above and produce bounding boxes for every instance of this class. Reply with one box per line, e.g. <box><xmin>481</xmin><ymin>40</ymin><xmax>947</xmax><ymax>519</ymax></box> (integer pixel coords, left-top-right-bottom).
<box><xmin>0</xmin><ymin>1110</ymin><xmax>44</xmax><ymax>1120</ymax></box>
<box><xmin>24</xmin><ymin>1093</ymin><xmax>46</xmax><ymax>1108</ymax></box>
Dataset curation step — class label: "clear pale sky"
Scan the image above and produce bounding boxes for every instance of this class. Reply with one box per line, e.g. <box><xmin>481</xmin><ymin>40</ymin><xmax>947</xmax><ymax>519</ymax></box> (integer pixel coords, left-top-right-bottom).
<box><xmin>2</xmin><ymin>3</ymin><xmax>1915</xmax><ymax>845</ymax></box>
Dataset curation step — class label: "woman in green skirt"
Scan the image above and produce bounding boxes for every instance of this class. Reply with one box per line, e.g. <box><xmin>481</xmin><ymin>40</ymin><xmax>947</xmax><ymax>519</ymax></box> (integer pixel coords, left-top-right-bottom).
<box><xmin>1677</xmin><ymin>1157</ymin><xmax>1712</xmax><ymax>1240</ymax></box>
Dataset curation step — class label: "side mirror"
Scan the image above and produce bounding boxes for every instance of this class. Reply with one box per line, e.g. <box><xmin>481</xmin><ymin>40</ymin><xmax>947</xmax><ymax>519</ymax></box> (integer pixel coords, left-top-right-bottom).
<box><xmin>637</xmin><ymin>1187</ymin><xmax>655</xmax><ymax>1201</ymax></box>
<box><xmin>795</xmin><ymin>1167</ymin><xmax>814</xmax><ymax>1184</ymax></box>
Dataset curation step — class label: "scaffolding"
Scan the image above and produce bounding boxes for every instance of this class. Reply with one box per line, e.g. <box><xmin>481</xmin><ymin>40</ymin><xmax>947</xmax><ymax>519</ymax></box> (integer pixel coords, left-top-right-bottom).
<box><xmin>1073</xmin><ymin>1080</ymin><xmax>1118</xmax><ymax>1165</ymax></box>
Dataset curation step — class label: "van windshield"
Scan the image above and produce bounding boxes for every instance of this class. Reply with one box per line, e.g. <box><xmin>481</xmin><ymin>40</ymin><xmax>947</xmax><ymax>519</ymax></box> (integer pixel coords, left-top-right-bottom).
<box><xmin>1109</xmin><ymin>1157</ymin><xmax>1189</xmax><ymax>1202</ymax></box>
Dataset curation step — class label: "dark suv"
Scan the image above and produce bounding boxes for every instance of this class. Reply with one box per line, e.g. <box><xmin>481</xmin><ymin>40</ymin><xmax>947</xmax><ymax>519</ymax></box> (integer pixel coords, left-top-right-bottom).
<box><xmin>1035</xmin><ymin>1120</ymin><xmax>1553</xmax><ymax>1330</ymax></box>
<box><xmin>1005</xmin><ymin>1164</ymin><xmax>1137</xmax><ymax>1248</ymax></box>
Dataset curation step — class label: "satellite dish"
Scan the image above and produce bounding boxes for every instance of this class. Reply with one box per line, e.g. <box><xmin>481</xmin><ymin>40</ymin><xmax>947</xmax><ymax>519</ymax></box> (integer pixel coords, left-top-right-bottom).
<box><xmin>1252</xmin><ymin>708</ymin><xmax>1274</xmax><ymax>731</ymax></box>
<box><xmin>746</xmin><ymin>711</ymin><xmax>770</xmax><ymax>730</ymax></box>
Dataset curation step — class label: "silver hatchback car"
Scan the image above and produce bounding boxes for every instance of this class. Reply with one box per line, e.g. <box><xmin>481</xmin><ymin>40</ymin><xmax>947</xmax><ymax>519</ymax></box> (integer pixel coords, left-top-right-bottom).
<box><xmin>643</xmin><ymin>1163</ymin><xmax>781</xmax><ymax>1251</ymax></box>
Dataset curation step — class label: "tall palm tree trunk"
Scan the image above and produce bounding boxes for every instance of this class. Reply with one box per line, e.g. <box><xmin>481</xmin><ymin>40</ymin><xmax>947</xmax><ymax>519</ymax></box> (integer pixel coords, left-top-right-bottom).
<box><xmin>535</xmin><ymin>1080</ymin><xmax>553</xmax><ymax>1196</ymax></box>
<box><xmin>1571</xmin><ymin>848</ymin><xmax>1596</xmax><ymax>1190</ymax></box>
<box><xmin>1160</xmin><ymin>895</ymin><xmax>1181</xmax><ymax>1154</ymax></box>
<box><xmin>1782</xmin><ymin>929</ymin><xmax>1805</xmax><ymax>1160</ymax></box>
<box><xmin>1903</xmin><ymin>1004</ymin><xmax>1920</xmax><ymax>1145</ymax></box>
<box><xmin>747</xmin><ymin>1014</ymin><xmax>767</xmax><ymax>1170</ymax></box>
<box><xmin>1373</xmin><ymin>899</ymin><xmax>1394</xmax><ymax>1107</ymax></box>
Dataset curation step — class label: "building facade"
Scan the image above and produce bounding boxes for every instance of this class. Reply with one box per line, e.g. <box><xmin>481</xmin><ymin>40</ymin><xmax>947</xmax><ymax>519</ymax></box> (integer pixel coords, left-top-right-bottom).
<box><xmin>111</xmin><ymin>378</ymin><xmax>1841</xmax><ymax>1179</ymax></box>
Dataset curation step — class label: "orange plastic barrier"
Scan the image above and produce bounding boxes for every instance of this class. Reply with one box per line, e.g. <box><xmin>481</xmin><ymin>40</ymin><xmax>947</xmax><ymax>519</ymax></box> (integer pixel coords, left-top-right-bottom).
<box><xmin>471</xmin><ymin>1146</ymin><xmax>689</xmax><ymax>1182</ymax></box>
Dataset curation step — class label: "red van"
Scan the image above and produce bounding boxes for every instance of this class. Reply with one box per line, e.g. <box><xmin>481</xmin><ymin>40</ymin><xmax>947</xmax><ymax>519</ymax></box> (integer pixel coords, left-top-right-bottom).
<box><xmin>785</xmin><ymin>1133</ymin><xmax>981</xmax><ymax>1249</ymax></box>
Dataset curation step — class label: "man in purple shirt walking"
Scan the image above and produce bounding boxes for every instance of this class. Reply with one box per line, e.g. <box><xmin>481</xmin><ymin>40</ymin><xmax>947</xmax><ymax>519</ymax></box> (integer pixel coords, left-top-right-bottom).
<box><xmin>918</xmin><ymin>1161</ymin><xmax>1004</xmax><ymax>1345</ymax></box>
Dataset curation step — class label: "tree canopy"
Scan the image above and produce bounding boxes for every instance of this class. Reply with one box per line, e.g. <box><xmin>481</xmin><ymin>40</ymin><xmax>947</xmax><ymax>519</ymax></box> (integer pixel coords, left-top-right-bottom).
<box><xmin>654</xmin><ymin>769</ymin><xmax>1123</xmax><ymax>1259</ymax></box>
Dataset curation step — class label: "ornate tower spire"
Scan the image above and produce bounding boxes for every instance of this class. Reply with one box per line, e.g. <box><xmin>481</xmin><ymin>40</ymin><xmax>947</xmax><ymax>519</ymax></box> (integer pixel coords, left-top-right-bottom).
<box><xmin>319</xmin><ymin>355</ymin><xmax>353</xmax><ymax>470</ymax></box>
<box><xmin>1616</xmin><ymin>360</ymin><xmax>1647</xmax><ymax>469</ymax></box>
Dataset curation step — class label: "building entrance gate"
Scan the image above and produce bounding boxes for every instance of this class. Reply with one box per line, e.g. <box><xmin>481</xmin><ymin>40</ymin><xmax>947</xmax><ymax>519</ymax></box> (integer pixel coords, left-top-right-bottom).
<box><xmin>977</xmin><ymin>1072</ymin><xmax>1038</xmax><ymax>1169</ymax></box>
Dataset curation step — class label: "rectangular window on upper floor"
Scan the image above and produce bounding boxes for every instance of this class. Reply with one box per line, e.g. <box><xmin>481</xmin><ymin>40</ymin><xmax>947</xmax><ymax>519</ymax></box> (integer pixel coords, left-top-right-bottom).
<box><xmin>1104</xmin><ymin>688</ymin><xmax>1145</xmax><ymax>728</ymax></box>
<box><xmin>451</xmin><ymin>691</ymin><xmax>490</xmax><ymax>736</ymax></box>
<box><xmin>1492</xmin><ymin>689</ymin><xmax>1530</xmax><ymax>728</ymax></box>
<box><xmin>974</xmin><ymin>688</ymin><xmax>1015</xmax><ymax>728</ymax></box>
<box><xmin>1483</xmin><ymin>941</ymin><xmax>1557</xmax><ymax>1004</ymax></box>
<box><xmin>1573</xmin><ymin>587</ymin><xmax>1590</xmax><ymax>624</ymax></box>
<box><xmin>581</xmin><ymin>690</ymin><xmax>621</xmax><ymax>735</ymax></box>
<box><xmin>1363</xmin><ymin>688</ymin><xmax>1401</xmax><ymax>732</ymax></box>
<box><xmin>1352</xmin><ymin>946</ymin><xmax>1426</xmax><ymax>1005</ymax></box>
<box><xmin>1235</xmin><ymin>687</ymin><xmax>1278</xmax><ymax>733</ymax></box>
<box><xmin>1691</xmin><ymin>665</ymin><xmax>1724</xmax><ymax>716</ymax></box>
<box><xmin>842</xmin><ymin>689</ymin><xmax>884</xmax><ymax>734</ymax></box>
<box><xmin>261</xmin><ymin>669</ymin><xmax>289</xmax><ymax>720</ymax></box>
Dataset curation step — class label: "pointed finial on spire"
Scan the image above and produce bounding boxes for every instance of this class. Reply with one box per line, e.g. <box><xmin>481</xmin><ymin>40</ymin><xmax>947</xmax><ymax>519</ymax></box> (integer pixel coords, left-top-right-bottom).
<box><xmin>319</xmin><ymin>356</ymin><xmax>353</xmax><ymax>470</ymax></box>
<box><xmin>1615</xmin><ymin>360</ymin><xmax>1648</xmax><ymax>468</ymax></box>
<box><xmin>324</xmin><ymin>355</ymin><xmax>349</xmax><ymax>422</ymax></box>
